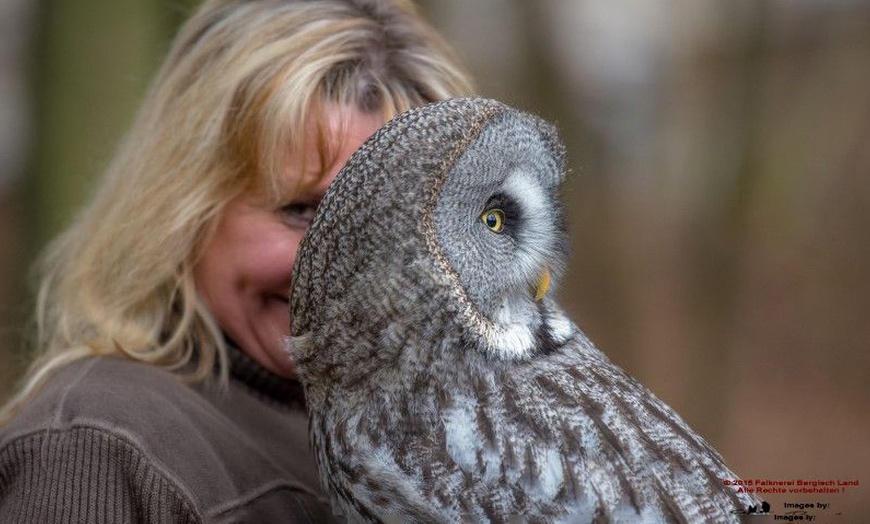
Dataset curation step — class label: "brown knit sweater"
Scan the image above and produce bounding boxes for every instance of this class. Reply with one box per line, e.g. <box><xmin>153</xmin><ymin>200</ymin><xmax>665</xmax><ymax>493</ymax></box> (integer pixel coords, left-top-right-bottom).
<box><xmin>0</xmin><ymin>347</ymin><xmax>335</xmax><ymax>523</ymax></box>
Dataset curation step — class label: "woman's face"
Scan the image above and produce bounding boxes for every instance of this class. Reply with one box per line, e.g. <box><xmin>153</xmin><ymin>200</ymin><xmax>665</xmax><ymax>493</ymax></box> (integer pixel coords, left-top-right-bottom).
<box><xmin>194</xmin><ymin>106</ymin><xmax>384</xmax><ymax>378</ymax></box>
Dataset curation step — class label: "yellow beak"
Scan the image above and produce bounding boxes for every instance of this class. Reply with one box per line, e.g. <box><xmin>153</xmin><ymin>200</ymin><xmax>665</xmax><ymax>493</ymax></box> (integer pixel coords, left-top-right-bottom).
<box><xmin>534</xmin><ymin>268</ymin><xmax>551</xmax><ymax>302</ymax></box>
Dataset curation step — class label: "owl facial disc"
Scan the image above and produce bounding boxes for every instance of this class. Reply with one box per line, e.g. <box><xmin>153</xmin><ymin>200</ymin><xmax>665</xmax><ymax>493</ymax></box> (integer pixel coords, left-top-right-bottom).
<box><xmin>424</xmin><ymin>107</ymin><xmax>571</xmax><ymax>362</ymax></box>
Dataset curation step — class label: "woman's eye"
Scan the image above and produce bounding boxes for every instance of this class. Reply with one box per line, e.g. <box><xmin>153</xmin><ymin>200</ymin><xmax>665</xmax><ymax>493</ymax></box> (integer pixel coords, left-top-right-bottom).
<box><xmin>480</xmin><ymin>208</ymin><xmax>505</xmax><ymax>233</ymax></box>
<box><xmin>279</xmin><ymin>201</ymin><xmax>318</xmax><ymax>226</ymax></box>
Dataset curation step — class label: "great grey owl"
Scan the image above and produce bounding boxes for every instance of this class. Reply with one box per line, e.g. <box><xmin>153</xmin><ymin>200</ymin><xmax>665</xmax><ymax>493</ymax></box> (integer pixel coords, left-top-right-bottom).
<box><xmin>289</xmin><ymin>97</ymin><xmax>760</xmax><ymax>522</ymax></box>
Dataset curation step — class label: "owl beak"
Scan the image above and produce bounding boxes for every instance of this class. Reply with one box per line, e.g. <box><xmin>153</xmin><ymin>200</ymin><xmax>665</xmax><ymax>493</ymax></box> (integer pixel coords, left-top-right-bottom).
<box><xmin>533</xmin><ymin>268</ymin><xmax>551</xmax><ymax>302</ymax></box>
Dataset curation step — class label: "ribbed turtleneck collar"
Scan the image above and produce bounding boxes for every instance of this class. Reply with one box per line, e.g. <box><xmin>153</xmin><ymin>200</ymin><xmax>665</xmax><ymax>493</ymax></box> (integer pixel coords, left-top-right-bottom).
<box><xmin>224</xmin><ymin>339</ymin><xmax>306</xmax><ymax>410</ymax></box>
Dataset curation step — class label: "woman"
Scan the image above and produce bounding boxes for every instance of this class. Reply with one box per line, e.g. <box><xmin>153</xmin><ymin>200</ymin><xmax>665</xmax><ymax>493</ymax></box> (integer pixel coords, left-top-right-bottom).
<box><xmin>0</xmin><ymin>0</ymin><xmax>473</xmax><ymax>521</ymax></box>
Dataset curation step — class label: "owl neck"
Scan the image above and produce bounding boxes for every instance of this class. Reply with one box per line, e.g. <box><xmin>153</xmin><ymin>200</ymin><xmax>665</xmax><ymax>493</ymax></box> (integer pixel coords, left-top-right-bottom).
<box><xmin>303</xmin><ymin>299</ymin><xmax>578</xmax><ymax>405</ymax></box>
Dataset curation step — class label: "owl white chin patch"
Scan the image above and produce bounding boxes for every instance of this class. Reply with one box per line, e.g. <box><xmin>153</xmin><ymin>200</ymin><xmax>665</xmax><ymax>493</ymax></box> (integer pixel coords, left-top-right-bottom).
<box><xmin>477</xmin><ymin>297</ymin><xmax>576</xmax><ymax>361</ymax></box>
<box><xmin>483</xmin><ymin>322</ymin><xmax>536</xmax><ymax>360</ymax></box>
<box><xmin>543</xmin><ymin>305</ymin><xmax>576</xmax><ymax>344</ymax></box>
<box><xmin>480</xmin><ymin>294</ymin><xmax>539</xmax><ymax>360</ymax></box>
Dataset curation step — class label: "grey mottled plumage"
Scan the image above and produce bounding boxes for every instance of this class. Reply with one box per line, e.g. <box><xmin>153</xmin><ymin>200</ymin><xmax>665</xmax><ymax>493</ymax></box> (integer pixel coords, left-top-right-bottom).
<box><xmin>289</xmin><ymin>98</ymin><xmax>759</xmax><ymax>522</ymax></box>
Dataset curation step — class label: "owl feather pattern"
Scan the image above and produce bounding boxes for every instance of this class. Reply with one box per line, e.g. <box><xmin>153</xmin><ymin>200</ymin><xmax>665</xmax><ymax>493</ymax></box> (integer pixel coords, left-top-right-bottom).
<box><xmin>289</xmin><ymin>98</ymin><xmax>760</xmax><ymax>522</ymax></box>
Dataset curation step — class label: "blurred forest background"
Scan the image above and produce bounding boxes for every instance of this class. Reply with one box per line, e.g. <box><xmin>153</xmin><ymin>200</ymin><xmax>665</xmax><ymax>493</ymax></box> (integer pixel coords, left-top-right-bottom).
<box><xmin>1</xmin><ymin>0</ymin><xmax>868</xmax><ymax>517</ymax></box>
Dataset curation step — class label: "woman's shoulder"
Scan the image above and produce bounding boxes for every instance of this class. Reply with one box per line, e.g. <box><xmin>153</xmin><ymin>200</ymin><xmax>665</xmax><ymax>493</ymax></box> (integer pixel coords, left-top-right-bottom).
<box><xmin>0</xmin><ymin>356</ymin><xmax>333</xmax><ymax>522</ymax></box>
<box><xmin>1</xmin><ymin>356</ymin><xmax>204</xmax><ymax>442</ymax></box>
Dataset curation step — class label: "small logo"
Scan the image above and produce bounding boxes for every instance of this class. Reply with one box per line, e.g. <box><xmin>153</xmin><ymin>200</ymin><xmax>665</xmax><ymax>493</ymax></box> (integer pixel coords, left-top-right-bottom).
<box><xmin>733</xmin><ymin>501</ymin><xmax>771</xmax><ymax>516</ymax></box>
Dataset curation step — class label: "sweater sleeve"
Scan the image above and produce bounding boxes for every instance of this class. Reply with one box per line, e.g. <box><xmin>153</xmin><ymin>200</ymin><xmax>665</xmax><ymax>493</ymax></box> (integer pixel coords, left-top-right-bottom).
<box><xmin>0</xmin><ymin>426</ymin><xmax>200</xmax><ymax>524</ymax></box>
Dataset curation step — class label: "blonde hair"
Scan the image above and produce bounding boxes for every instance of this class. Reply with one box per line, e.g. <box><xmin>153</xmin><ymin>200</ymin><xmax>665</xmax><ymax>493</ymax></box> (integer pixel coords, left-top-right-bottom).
<box><xmin>2</xmin><ymin>0</ymin><xmax>472</xmax><ymax>424</ymax></box>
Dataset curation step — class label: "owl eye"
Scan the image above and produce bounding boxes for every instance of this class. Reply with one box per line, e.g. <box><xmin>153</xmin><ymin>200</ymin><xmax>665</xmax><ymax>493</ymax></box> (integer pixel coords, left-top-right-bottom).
<box><xmin>481</xmin><ymin>209</ymin><xmax>505</xmax><ymax>233</ymax></box>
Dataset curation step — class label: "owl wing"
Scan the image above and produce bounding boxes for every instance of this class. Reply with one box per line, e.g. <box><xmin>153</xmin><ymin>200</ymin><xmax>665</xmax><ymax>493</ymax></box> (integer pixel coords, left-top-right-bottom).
<box><xmin>468</xmin><ymin>329</ymin><xmax>758</xmax><ymax>522</ymax></box>
<box><xmin>308</xmin><ymin>327</ymin><xmax>757</xmax><ymax>523</ymax></box>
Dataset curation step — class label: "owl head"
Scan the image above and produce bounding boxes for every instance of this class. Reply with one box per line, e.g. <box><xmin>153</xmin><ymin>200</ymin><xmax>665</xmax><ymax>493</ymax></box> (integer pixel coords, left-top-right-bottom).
<box><xmin>291</xmin><ymin>98</ymin><xmax>574</xmax><ymax>383</ymax></box>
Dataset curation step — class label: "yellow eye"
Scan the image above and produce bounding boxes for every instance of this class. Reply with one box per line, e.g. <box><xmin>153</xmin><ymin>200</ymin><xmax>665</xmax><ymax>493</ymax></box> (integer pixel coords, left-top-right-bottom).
<box><xmin>481</xmin><ymin>209</ymin><xmax>505</xmax><ymax>233</ymax></box>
